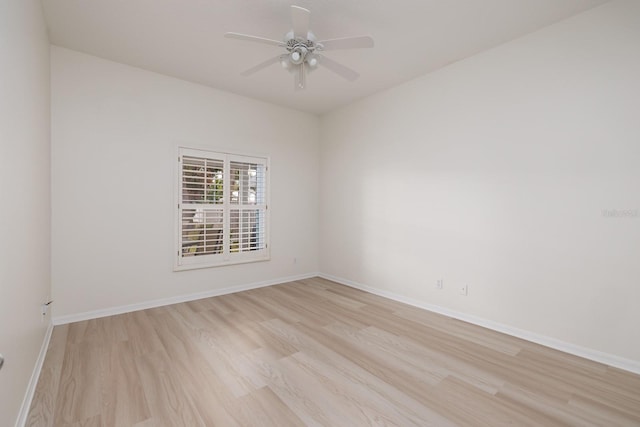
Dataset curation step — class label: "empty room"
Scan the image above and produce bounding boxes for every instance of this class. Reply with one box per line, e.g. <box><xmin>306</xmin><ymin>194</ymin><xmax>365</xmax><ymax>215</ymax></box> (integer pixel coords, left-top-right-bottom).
<box><xmin>2</xmin><ymin>0</ymin><xmax>640</xmax><ymax>425</ymax></box>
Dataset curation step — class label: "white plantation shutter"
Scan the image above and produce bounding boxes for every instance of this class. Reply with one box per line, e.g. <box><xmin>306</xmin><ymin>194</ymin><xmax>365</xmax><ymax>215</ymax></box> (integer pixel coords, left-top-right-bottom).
<box><xmin>180</xmin><ymin>155</ymin><xmax>225</xmax><ymax>263</ymax></box>
<box><xmin>229</xmin><ymin>158</ymin><xmax>267</xmax><ymax>254</ymax></box>
<box><xmin>176</xmin><ymin>148</ymin><xmax>269</xmax><ymax>270</ymax></box>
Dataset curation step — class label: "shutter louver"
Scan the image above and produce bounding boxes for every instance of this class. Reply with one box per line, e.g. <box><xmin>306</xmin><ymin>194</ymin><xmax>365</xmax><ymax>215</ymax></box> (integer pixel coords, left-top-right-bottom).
<box><xmin>182</xmin><ymin>156</ymin><xmax>224</xmax><ymax>204</ymax></box>
<box><xmin>181</xmin><ymin>209</ymin><xmax>223</xmax><ymax>256</ymax></box>
<box><xmin>177</xmin><ymin>148</ymin><xmax>269</xmax><ymax>269</ymax></box>
<box><xmin>229</xmin><ymin>161</ymin><xmax>267</xmax><ymax>253</ymax></box>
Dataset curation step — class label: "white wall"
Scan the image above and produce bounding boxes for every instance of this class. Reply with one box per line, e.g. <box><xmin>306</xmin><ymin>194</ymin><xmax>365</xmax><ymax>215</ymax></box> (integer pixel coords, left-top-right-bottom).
<box><xmin>51</xmin><ymin>47</ymin><xmax>319</xmax><ymax>317</ymax></box>
<box><xmin>320</xmin><ymin>0</ymin><xmax>640</xmax><ymax>363</ymax></box>
<box><xmin>0</xmin><ymin>0</ymin><xmax>51</xmax><ymax>425</ymax></box>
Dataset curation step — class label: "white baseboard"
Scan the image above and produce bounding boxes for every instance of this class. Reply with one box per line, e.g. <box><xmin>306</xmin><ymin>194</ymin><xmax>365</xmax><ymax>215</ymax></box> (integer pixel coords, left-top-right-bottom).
<box><xmin>47</xmin><ymin>270</ymin><xmax>640</xmax><ymax>376</ymax></box>
<box><xmin>319</xmin><ymin>273</ymin><xmax>640</xmax><ymax>376</ymax></box>
<box><xmin>52</xmin><ymin>272</ymin><xmax>319</xmax><ymax>325</ymax></box>
<box><xmin>15</xmin><ymin>321</ymin><xmax>54</xmax><ymax>427</ymax></box>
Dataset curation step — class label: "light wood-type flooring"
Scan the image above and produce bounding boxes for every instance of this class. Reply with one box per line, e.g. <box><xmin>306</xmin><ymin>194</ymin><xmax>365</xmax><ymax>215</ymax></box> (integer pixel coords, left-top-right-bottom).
<box><xmin>27</xmin><ymin>277</ymin><xmax>640</xmax><ymax>426</ymax></box>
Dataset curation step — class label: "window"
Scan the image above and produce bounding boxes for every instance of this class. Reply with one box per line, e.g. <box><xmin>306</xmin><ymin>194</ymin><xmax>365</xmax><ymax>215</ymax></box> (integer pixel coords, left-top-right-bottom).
<box><xmin>175</xmin><ymin>147</ymin><xmax>269</xmax><ymax>270</ymax></box>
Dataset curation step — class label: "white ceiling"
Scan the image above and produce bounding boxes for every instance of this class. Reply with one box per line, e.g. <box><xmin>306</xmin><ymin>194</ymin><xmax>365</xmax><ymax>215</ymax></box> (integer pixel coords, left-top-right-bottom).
<box><xmin>42</xmin><ymin>0</ymin><xmax>608</xmax><ymax>115</ymax></box>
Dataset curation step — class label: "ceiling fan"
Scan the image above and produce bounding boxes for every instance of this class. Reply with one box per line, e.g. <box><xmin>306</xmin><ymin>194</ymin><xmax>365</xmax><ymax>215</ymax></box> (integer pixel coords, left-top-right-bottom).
<box><xmin>224</xmin><ymin>5</ymin><xmax>374</xmax><ymax>90</ymax></box>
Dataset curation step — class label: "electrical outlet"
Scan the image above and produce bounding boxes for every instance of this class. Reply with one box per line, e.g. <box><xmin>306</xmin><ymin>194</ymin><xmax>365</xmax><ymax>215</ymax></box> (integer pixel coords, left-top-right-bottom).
<box><xmin>460</xmin><ymin>284</ymin><xmax>468</xmax><ymax>296</ymax></box>
<box><xmin>436</xmin><ymin>279</ymin><xmax>443</xmax><ymax>290</ymax></box>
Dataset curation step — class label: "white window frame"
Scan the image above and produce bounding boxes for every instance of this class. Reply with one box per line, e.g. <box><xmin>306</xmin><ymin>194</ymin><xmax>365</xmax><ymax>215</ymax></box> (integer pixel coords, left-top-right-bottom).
<box><xmin>174</xmin><ymin>147</ymin><xmax>270</xmax><ymax>271</ymax></box>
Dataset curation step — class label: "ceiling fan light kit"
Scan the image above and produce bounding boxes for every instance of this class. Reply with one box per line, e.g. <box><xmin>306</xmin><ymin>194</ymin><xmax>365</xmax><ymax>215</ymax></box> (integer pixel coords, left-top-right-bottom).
<box><xmin>224</xmin><ymin>5</ymin><xmax>374</xmax><ymax>90</ymax></box>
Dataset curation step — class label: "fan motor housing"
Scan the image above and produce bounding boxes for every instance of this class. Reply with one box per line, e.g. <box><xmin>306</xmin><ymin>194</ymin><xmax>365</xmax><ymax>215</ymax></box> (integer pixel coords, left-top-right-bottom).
<box><xmin>284</xmin><ymin>30</ymin><xmax>316</xmax><ymax>48</ymax></box>
<box><xmin>284</xmin><ymin>30</ymin><xmax>318</xmax><ymax>65</ymax></box>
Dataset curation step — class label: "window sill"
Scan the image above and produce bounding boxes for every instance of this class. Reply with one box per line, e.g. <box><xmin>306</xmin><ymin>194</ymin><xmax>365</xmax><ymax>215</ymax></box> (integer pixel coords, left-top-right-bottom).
<box><xmin>173</xmin><ymin>255</ymin><xmax>271</xmax><ymax>272</ymax></box>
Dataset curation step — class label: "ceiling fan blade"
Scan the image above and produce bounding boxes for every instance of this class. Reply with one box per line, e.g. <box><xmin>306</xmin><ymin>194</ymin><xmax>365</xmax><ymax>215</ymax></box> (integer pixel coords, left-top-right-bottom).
<box><xmin>240</xmin><ymin>55</ymin><xmax>284</xmax><ymax>76</ymax></box>
<box><xmin>317</xmin><ymin>55</ymin><xmax>360</xmax><ymax>81</ymax></box>
<box><xmin>291</xmin><ymin>5</ymin><xmax>311</xmax><ymax>40</ymax></box>
<box><xmin>224</xmin><ymin>32</ymin><xmax>284</xmax><ymax>47</ymax></box>
<box><xmin>318</xmin><ymin>35</ymin><xmax>374</xmax><ymax>51</ymax></box>
<box><xmin>294</xmin><ymin>62</ymin><xmax>306</xmax><ymax>91</ymax></box>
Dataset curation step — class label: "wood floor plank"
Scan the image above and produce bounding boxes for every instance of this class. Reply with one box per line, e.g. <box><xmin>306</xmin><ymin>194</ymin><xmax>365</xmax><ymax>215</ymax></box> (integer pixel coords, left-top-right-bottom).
<box><xmin>496</xmin><ymin>382</ymin><xmax>604</xmax><ymax>427</ymax></box>
<box><xmin>121</xmin><ymin>311</ymin><xmax>165</xmax><ymax>357</ymax></box>
<box><xmin>167</xmin><ymin>307</ymin><xmax>261</xmax><ymax>399</ymax></box>
<box><xmin>134</xmin><ymin>350</ymin><xmax>209</xmax><ymax>426</ymax></box>
<box><xmin>260</xmin><ymin>318</ymin><xmax>459</xmax><ymax>425</ymax></box>
<box><xmin>54</xmin><ymin>342</ymin><xmax>103</xmax><ymax>425</ymax></box>
<box><xmin>353</xmin><ymin>325</ymin><xmax>503</xmax><ymax>393</ymax></box>
<box><xmin>26</xmin><ymin>324</ymin><xmax>69</xmax><ymax>427</ymax></box>
<box><xmin>27</xmin><ymin>278</ymin><xmax>640</xmax><ymax>426</ymax></box>
<box><xmin>99</xmin><ymin>340</ymin><xmax>150</xmax><ymax>426</ymax></box>
<box><xmin>235</xmin><ymin>386</ymin><xmax>306</xmax><ymax>427</ymax></box>
<box><xmin>392</xmin><ymin>307</ymin><xmax>523</xmax><ymax>356</ymax></box>
<box><xmin>323</xmin><ymin>322</ymin><xmax>449</xmax><ymax>388</ymax></box>
<box><xmin>288</xmin><ymin>350</ymin><xmax>443</xmax><ymax>426</ymax></box>
<box><xmin>434</xmin><ymin>375</ymin><xmax>565</xmax><ymax>427</ymax></box>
